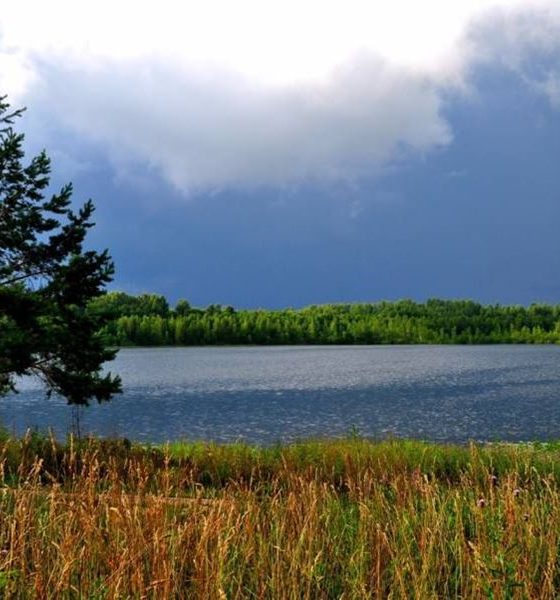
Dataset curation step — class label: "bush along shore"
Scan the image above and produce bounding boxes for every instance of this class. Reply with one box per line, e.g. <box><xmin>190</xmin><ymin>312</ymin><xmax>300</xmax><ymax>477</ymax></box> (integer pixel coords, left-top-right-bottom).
<box><xmin>1</xmin><ymin>434</ymin><xmax>560</xmax><ymax>597</ymax></box>
<box><xmin>89</xmin><ymin>293</ymin><xmax>560</xmax><ymax>346</ymax></box>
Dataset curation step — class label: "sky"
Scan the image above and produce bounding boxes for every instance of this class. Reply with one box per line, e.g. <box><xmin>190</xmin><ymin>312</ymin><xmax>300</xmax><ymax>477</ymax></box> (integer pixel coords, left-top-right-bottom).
<box><xmin>1</xmin><ymin>1</ymin><xmax>559</xmax><ymax>308</ymax></box>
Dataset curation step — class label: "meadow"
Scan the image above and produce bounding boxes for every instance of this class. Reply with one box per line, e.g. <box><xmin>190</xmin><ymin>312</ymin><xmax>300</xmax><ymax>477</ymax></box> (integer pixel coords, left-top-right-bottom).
<box><xmin>1</xmin><ymin>434</ymin><xmax>560</xmax><ymax>598</ymax></box>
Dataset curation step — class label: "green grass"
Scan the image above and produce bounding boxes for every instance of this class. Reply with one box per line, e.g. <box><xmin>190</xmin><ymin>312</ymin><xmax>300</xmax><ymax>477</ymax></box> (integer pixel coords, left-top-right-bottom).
<box><xmin>1</xmin><ymin>433</ymin><xmax>560</xmax><ymax>597</ymax></box>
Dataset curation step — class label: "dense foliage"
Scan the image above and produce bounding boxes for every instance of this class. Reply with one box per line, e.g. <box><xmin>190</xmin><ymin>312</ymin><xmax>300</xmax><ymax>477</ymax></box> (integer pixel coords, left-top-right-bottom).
<box><xmin>0</xmin><ymin>96</ymin><xmax>121</xmax><ymax>404</ymax></box>
<box><xmin>90</xmin><ymin>292</ymin><xmax>560</xmax><ymax>346</ymax></box>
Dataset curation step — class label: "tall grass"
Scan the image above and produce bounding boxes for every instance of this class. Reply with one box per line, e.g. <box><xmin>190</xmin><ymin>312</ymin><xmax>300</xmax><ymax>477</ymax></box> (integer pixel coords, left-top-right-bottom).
<box><xmin>1</xmin><ymin>434</ymin><xmax>560</xmax><ymax>598</ymax></box>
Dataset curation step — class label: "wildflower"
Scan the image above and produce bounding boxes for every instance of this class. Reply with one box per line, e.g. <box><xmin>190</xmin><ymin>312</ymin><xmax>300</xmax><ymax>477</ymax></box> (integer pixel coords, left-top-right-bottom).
<box><xmin>523</xmin><ymin>512</ymin><xmax>530</xmax><ymax>522</ymax></box>
<box><xmin>490</xmin><ymin>475</ymin><xmax>499</xmax><ymax>487</ymax></box>
<box><xmin>477</xmin><ymin>497</ymin><xmax>486</xmax><ymax>508</ymax></box>
<box><xmin>513</xmin><ymin>488</ymin><xmax>521</xmax><ymax>497</ymax></box>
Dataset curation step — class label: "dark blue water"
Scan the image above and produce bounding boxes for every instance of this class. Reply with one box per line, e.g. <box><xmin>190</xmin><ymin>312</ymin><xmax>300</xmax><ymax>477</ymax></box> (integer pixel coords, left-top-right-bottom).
<box><xmin>2</xmin><ymin>345</ymin><xmax>560</xmax><ymax>443</ymax></box>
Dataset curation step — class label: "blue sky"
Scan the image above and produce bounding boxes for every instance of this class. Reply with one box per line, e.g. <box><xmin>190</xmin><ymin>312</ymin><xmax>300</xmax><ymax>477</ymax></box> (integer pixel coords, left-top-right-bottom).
<box><xmin>2</xmin><ymin>1</ymin><xmax>560</xmax><ymax>308</ymax></box>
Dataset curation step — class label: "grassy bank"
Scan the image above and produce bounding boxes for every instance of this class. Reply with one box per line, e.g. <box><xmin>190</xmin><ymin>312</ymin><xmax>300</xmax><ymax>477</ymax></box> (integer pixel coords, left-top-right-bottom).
<box><xmin>1</xmin><ymin>435</ymin><xmax>560</xmax><ymax>598</ymax></box>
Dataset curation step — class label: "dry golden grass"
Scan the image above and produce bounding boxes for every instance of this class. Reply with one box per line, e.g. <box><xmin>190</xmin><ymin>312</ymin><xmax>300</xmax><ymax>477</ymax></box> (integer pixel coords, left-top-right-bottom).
<box><xmin>0</xmin><ymin>435</ymin><xmax>559</xmax><ymax>598</ymax></box>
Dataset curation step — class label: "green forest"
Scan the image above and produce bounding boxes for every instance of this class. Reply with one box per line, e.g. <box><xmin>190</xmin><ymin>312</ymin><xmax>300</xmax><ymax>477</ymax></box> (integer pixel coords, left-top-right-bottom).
<box><xmin>89</xmin><ymin>292</ymin><xmax>560</xmax><ymax>346</ymax></box>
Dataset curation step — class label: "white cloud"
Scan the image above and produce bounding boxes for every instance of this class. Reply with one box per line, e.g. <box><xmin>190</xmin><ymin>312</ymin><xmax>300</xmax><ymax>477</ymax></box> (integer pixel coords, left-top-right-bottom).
<box><xmin>33</xmin><ymin>56</ymin><xmax>451</xmax><ymax>191</ymax></box>
<box><xmin>0</xmin><ymin>51</ymin><xmax>35</xmax><ymax>103</ymax></box>
<box><xmin>0</xmin><ymin>0</ymin><xmax>559</xmax><ymax>192</ymax></box>
<box><xmin>466</xmin><ymin>5</ymin><xmax>560</xmax><ymax>104</ymax></box>
<box><xmin>0</xmin><ymin>0</ymin><xmax>533</xmax><ymax>85</ymax></box>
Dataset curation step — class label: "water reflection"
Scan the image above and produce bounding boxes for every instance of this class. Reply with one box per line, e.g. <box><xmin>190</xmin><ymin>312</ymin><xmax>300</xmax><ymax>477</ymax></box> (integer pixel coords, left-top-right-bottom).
<box><xmin>2</xmin><ymin>345</ymin><xmax>560</xmax><ymax>443</ymax></box>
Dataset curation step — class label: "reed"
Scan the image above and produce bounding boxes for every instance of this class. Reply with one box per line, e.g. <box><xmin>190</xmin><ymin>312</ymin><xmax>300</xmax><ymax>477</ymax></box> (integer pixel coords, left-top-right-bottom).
<box><xmin>0</xmin><ymin>434</ymin><xmax>559</xmax><ymax>598</ymax></box>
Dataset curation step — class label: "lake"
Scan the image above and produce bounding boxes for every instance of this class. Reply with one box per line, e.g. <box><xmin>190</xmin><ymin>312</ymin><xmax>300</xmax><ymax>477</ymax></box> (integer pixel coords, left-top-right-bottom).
<box><xmin>2</xmin><ymin>345</ymin><xmax>560</xmax><ymax>444</ymax></box>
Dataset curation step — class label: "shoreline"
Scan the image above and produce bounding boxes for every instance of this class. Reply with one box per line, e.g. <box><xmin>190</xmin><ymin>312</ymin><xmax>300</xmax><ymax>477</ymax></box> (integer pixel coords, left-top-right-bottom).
<box><xmin>1</xmin><ymin>435</ymin><xmax>560</xmax><ymax>597</ymax></box>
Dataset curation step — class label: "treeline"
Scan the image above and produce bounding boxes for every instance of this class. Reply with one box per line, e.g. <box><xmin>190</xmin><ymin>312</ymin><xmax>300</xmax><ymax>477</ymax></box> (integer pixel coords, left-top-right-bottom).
<box><xmin>87</xmin><ymin>292</ymin><xmax>560</xmax><ymax>346</ymax></box>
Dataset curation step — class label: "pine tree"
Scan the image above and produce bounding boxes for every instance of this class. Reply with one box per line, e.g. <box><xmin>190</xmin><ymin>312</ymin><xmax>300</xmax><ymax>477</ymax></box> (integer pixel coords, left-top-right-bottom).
<box><xmin>0</xmin><ymin>95</ymin><xmax>121</xmax><ymax>405</ymax></box>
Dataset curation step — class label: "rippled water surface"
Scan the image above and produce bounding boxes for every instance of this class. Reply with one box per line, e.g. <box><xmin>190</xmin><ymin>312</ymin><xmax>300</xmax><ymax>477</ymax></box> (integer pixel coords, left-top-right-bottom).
<box><xmin>2</xmin><ymin>345</ymin><xmax>560</xmax><ymax>443</ymax></box>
